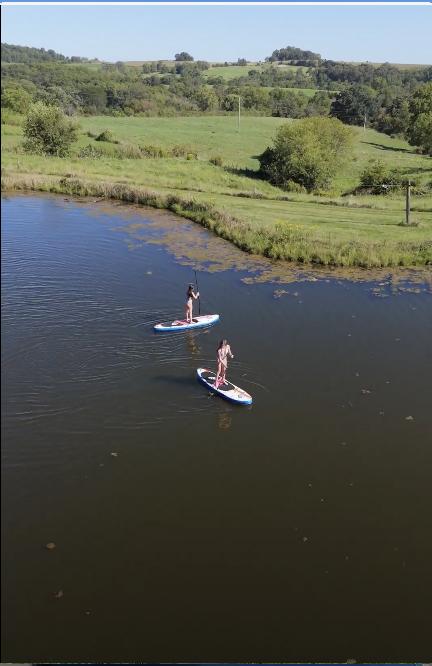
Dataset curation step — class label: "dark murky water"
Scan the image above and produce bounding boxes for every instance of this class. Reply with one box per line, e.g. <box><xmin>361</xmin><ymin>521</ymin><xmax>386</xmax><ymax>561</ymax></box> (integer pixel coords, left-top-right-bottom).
<box><xmin>2</xmin><ymin>194</ymin><xmax>432</xmax><ymax>663</ymax></box>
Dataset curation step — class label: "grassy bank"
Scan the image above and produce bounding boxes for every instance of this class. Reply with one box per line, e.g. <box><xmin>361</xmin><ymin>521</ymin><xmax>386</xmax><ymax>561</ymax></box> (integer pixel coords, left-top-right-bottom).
<box><xmin>2</xmin><ymin>115</ymin><xmax>432</xmax><ymax>267</ymax></box>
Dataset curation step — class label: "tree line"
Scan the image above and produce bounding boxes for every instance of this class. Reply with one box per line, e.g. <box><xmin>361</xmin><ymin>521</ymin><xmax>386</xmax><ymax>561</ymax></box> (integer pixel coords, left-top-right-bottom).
<box><xmin>2</xmin><ymin>42</ymin><xmax>431</xmax><ymax>153</ymax></box>
<box><xmin>1</xmin><ymin>42</ymin><xmax>96</xmax><ymax>64</ymax></box>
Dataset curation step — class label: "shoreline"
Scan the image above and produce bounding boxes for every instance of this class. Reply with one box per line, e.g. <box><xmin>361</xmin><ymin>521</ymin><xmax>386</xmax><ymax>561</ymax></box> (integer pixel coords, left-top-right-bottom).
<box><xmin>2</xmin><ymin>172</ymin><xmax>432</xmax><ymax>270</ymax></box>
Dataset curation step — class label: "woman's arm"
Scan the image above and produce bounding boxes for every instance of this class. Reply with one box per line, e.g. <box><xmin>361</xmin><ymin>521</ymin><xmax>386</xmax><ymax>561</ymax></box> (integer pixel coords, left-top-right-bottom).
<box><xmin>193</xmin><ymin>291</ymin><xmax>200</xmax><ymax>300</ymax></box>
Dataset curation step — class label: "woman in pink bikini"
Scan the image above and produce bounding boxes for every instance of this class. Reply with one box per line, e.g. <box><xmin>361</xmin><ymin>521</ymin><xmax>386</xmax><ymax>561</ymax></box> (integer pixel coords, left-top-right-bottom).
<box><xmin>215</xmin><ymin>339</ymin><xmax>234</xmax><ymax>388</ymax></box>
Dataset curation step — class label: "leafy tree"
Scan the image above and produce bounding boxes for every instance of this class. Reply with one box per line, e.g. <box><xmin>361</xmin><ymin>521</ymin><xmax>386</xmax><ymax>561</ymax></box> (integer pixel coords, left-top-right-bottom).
<box><xmin>175</xmin><ymin>52</ymin><xmax>194</xmax><ymax>62</ymax></box>
<box><xmin>175</xmin><ymin>61</ymin><xmax>208</xmax><ymax>77</ymax></box>
<box><xmin>331</xmin><ymin>84</ymin><xmax>379</xmax><ymax>125</ymax></box>
<box><xmin>193</xmin><ymin>86</ymin><xmax>218</xmax><ymax>111</ymax></box>
<box><xmin>407</xmin><ymin>112</ymin><xmax>432</xmax><ymax>155</ymax></box>
<box><xmin>237</xmin><ymin>58</ymin><xmax>247</xmax><ymax>66</ymax></box>
<box><xmin>406</xmin><ymin>83</ymin><xmax>432</xmax><ymax>154</ymax></box>
<box><xmin>259</xmin><ymin>117</ymin><xmax>353</xmax><ymax>191</ymax></box>
<box><xmin>23</xmin><ymin>102</ymin><xmax>79</xmax><ymax>156</ymax></box>
<box><xmin>241</xmin><ymin>86</ymin><xmax>270</xmax><ymax>112</ymax></box>
<box><xmin>267</xmin><ymin>46</ymin><xmax>321</xmax><ymax>63</ymax></box>
<box><xmin>375</xmin><ymin>96</ymin><xmax>410</xmax><ymax>136</ymax></box>
<box><xmin>1</xmin><ymin>84</ymin><xmax>32</xmax><ymax>113</ymax></box>
<box><xmin>409</xmin><ymin>82</ymin><xmax>432</xmax><ymax>117</ymax></box>
<box><xmin>270</xmin><ymin>89</ymin><xmax>307</xmax><ymax>118</ymax></box>
<box><xmin>221</xmin><ymin>94</ymin><xmax>239</xmax><ymax>112</ymax></box>
<box><xmin>78</xmin><ymin>84</ymin><xmax>107</xmax><ymax>113</ymax></box>
<box><xmin>305</xmin><ymin>91</ymin><xmax>332</xmax><ymax>117</ymax></box>
<box><xmin>36</xmin><ymin>85</ymin><xmax>79</xmax><ymax>114</ymax></box>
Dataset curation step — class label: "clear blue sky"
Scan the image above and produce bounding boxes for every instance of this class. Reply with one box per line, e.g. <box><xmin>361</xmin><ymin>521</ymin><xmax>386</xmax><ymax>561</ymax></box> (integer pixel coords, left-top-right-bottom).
<box><xmin>2</xmin><ymin>5</ymin><xmax>431</xmax><ymax>65</ymax></box>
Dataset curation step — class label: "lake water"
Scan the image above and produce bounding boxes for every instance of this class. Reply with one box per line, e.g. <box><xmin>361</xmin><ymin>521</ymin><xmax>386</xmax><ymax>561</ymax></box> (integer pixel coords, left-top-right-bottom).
<box><xmin>2</xmin><ymin>194</ymin><xmax>432</xmax><ymax>663</ymax></box>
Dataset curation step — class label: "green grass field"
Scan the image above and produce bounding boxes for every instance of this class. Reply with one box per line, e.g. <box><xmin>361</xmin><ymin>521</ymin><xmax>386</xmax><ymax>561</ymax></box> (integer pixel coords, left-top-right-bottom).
<box><xmin>203</xmin><ymin>63</ymin><xmax>306</xmax><ymax>81</ymax></box>
<box><xmin>2</xmin><ymin>115</ymin><xmax>431</xmax><ymax>267</ymax></box>
<box><xmin>122</xmin><ymin>62</ymin><xmax>304</xmax><ymax>81</ymax></box>
<box><xmin>203</xmin><ymin>64</ymin><xmax>265</xmax><ymax>80</ymax></box>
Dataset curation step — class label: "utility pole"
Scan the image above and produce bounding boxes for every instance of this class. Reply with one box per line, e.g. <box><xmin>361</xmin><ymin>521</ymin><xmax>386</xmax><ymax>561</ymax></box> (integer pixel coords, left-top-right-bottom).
<box><xmin>405</xmin><ymin>179</ymin><xmax>411</xmax><ymax>226</ymax></box>
<box><xmin>238</xmin><ymin>95</ymin><xmax>241</xmax><ymax>133</ymax></box>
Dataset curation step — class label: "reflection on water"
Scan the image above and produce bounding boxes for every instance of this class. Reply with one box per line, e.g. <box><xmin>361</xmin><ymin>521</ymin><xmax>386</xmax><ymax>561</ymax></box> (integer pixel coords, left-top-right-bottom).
<box><xmin>185</xmin><ymin>331</ymin><xmax>202</xmax><ymax>357</ymax></box>
<box><xmin>2</xmin><ymin>193</ymin><xmax>432</xmax><ymax>664</ymax></box>
<box><xmin>218</xmin><ymin>412</ymin><xmax>232</xmax><ymax>431</ymax></box>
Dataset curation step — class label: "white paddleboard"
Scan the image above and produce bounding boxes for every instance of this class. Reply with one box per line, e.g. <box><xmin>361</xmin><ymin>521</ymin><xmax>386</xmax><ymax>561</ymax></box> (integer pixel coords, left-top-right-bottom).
<box><xmin>154</xmin><ymin>314</ymin><xmax>219</xmax><ymax>332</ymax></box>
<box><xmin>197</xmin><ymin>368</ymin><xmax>253</xmax><ymax>405</ymax></box>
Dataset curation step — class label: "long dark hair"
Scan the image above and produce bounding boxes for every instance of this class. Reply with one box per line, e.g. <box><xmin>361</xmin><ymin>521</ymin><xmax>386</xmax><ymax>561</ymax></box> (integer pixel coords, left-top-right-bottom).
<box><xmin>218</xmin><ymin>339</ymin><xmax>228</xmax><ymax>350</ymax></box>
<box><xmin>187</xmin><ymin>284</ymin><xmax>194</xmax><ymax>298</ymax></box>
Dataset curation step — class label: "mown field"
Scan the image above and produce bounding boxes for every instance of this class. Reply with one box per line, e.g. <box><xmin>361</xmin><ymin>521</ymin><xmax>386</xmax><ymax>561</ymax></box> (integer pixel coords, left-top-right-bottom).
<box><xmin>202</xmin><ymin>64</ymin><xmax>267</xmax><ymax>80</ymax></box>
<box><xmin>2</xmin><ymin>114</ymin><xmax>431</xmax><ymax>267</ymax></box>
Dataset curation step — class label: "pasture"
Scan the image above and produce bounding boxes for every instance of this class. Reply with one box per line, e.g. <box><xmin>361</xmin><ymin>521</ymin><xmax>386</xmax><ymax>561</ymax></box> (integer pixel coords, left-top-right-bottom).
<box><xmin>2</xmin><ymin>115</ymin><xmax>431</xmax><ymax>266</ymax></box>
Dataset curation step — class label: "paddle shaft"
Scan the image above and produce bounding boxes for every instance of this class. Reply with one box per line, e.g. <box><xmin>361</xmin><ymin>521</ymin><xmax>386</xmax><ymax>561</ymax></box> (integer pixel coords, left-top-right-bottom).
<box><xmin>194</xmin><ymin>270</ymin><xmax>201</xmax><ymax>315</ymax></box>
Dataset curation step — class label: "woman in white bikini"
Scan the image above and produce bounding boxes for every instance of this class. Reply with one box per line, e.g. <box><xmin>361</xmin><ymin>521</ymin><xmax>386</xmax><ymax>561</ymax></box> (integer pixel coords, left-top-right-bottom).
<box><xmin>185</xmin><ymin>284</ymin><xmax>199</xmax><ymax>324</ymax></box>
<box><xmin>215</xmin><ymin>339</ymin><xmax>234</xmax><ymax>388</ymax></box>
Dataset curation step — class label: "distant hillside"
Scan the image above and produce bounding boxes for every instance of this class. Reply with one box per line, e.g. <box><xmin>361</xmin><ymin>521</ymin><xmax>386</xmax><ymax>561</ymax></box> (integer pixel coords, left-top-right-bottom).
<box><xmin>1</xmin><ymin>41</ymin><xmax>431</xmax><ymax>154</ymax></box>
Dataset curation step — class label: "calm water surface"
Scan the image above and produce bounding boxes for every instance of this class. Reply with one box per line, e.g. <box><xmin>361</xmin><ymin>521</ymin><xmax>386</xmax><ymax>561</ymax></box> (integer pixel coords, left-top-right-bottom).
<box><xmin>2</xmin><ymin>194</ymin><xmax>432</xmax><ymax>662</ymax></box>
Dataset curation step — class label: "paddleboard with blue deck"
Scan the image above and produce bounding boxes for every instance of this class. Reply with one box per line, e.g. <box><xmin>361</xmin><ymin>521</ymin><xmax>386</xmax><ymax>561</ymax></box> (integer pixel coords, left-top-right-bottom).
<box><xmin>154</xmin><ymin>314</ymin><xmax>219</xmax><ymax>332</ymax></box>
<box><xmin>197</xmin><ymin>368</ymin><xmax>253</xmax><ymax>405</ymax></box>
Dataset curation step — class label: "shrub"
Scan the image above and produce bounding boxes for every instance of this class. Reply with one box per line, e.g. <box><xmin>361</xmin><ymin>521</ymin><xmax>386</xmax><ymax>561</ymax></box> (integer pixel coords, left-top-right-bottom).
<box><xmin>78</xmin><ymin>144</ymin><xmax>103</xmax><ymax>159</ymax></box>
<box><xmin>210</xmin><ymin>155</ymin><xmax>223</xmax><ymax>167</ymax></box>
<box><xmin>140</xmin><ymin>144</ymin><xmax>166</xmax><ymax>158</ymax></box>
<box><xmin>171</xmin><ymin>144</ymin><xmax>197</xmax><ymax>158</ymax></box>
<box><xmin>283</xmin><ymin>180</ymin><xmax>307</xmax><ymax>193</ymax></box>
<box><xmin>95</xmin><ymin>129</ymin><xmax>116</xmax><ymax>143</ymax></box>
<box><xmin>171</xmin><ymin>145</ymin><xmax>187</xmax><ymax>157</ymax></box>
<box><xmin>97</xmin><ymin>142</ymin><xmax>143</xmax><ymax>159</ymax></box>
<box><xmin>22</xmin><ymin>102</ymin><xmax>79</xmax><ymax>156</ymax></box>
<box><xmin>2</xmin><ymin>85</ymin><xmax>32</xmax><ymax>114</ymax></box>
<box><xmin>116</xmin><ymin>143</ymin><xmax>143</xmax><ymax>159</ymax></box>
<box><xmin>259</xmin><ymin>117</ymin><xmax>353</xmax><ymax>192</ymax></box>
<box><xmin>359</xmin><ymin>160</ymin><xmax>402</xmax><ymax>194</ymax></box>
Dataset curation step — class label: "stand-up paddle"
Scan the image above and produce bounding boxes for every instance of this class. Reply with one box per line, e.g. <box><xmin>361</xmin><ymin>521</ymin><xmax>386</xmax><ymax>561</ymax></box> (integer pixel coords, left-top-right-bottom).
<box><xmin>194</xmin><ymin>270</ymin><xmax>201</xmax><ymax>316</ymax></box>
